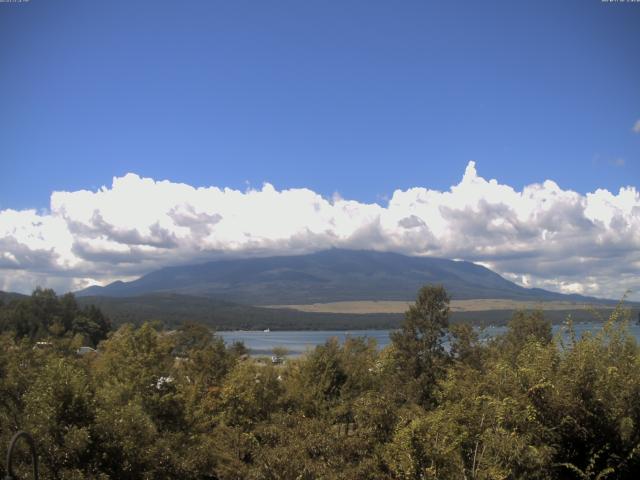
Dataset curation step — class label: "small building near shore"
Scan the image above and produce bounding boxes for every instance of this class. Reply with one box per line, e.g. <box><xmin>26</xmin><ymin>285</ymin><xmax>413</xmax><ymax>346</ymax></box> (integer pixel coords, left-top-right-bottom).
<box><xmin>77</xmin><ymin>346</ymin><xmax>97</xmax><ymax>356</ymax></box>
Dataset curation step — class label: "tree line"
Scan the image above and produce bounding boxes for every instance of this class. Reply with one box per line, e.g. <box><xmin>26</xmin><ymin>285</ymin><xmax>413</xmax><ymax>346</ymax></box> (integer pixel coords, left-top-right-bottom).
<box><xmin>1</xmin><ymin>286</ymin><xmax>639</xmax><ymax>479</ymax></box>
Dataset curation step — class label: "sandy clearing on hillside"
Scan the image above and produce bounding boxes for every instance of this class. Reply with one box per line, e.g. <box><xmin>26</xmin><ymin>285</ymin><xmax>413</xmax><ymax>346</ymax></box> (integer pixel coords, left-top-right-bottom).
<box><xmin>264</xmin><ymin>299</ymin><xmax>613</xmax><ymax>314</ymax></box>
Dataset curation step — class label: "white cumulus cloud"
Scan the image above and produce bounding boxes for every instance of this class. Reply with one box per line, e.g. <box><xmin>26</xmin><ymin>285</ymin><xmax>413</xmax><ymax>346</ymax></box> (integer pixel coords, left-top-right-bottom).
<box><xmin>1</xmin><ymin>162</ymin><xmax>639</xmax><ymax>300</ymax></box>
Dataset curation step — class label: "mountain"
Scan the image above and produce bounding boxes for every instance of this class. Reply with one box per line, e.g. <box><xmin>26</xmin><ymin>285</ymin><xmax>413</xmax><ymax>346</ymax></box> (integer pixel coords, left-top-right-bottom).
<box><xmin>0</xmin><ymin>291</ymin><xmax>28</xmax><ymax>304</ymax></box>
<box><xmin>77</xmin><ymin>249</ymin><xmax>610</xmax><ymax>305</ymax></box>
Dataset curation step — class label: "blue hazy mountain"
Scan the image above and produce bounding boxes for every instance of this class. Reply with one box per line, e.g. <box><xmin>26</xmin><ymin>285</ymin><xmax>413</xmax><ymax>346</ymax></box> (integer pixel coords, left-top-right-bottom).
<box><xmin>76</xmin><ymin>249</ymin><xmax>609</xmax><ymax>305</ymax></box>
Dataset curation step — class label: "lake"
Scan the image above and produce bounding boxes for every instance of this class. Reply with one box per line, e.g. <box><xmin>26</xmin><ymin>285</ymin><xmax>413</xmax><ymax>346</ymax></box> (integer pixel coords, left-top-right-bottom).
<box><xmin>219</xmin><ymin>322</ymin><xmax>640</xmax><ymax>356</ymax></box>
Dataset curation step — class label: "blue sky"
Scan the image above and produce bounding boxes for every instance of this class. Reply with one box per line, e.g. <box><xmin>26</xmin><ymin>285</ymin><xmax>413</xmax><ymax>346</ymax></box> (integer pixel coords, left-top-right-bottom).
<box><xmin>0</xmin><ymin>0</ymin><xmax>639</xmax><ymax>300</ymax></box>
<box><xmin>1</xmin><ymin>0</ymin><xmax>638</xmax><ymax>210</ymax></box>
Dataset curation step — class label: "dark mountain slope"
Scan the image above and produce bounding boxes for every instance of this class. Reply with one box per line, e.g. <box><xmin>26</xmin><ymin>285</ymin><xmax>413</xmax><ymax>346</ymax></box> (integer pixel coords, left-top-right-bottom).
<box><xmin>77</xmin><ymin>249</ymin><xmax>610</xmax><ymax>305</ymax></box>
<box><xmin>0</xmin><ymin>291</ymin><xmax>28</xmax><ymax>304</ymax></box>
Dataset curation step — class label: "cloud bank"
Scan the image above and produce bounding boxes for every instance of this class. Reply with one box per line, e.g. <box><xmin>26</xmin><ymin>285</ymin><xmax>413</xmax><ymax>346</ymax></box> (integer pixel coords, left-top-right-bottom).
<box><xmin>1</xmin><ymin>162</ymin><xmax>639</xmax><ymax>300</ymax></box>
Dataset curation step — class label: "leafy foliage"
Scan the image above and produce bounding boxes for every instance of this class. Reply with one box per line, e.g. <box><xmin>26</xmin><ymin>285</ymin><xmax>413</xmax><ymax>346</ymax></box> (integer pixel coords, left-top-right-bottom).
<box><xmin>1</xmin><ymin>285</ymin><xmax>639</xmax><ymax>479</ymax></box>
<box><xmin>0</xmin><ymin>288</ymin><xmax>110</xmax><ymax>346</ymax></box>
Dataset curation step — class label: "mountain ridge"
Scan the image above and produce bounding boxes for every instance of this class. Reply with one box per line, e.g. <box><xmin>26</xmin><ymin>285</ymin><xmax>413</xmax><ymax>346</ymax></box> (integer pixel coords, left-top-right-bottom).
<box><xmin>76</xmin><ymin>249</ymin><xmax>615</xmax><ymax>305</ymax></box>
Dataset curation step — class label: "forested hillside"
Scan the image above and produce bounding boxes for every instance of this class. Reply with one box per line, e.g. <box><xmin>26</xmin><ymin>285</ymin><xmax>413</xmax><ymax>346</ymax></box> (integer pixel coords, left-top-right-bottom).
<box><xmin>0</xmin><ymin>288</ymin><xmax>110</xmax><ymax>346</ymax></box>
<box><xmin>1</xmin><ymin>286</ymin><xmax>639</xmax><ymax>479</ymax></box>
<box><xmin>76</xmin><ymin>292</ymin><xmax>627</xmax><ymax>330</ymax></box>
<box><xmin>76</xmin><ymin>293</ymin><xmax>404</xmax><ymax>330</ymax></box>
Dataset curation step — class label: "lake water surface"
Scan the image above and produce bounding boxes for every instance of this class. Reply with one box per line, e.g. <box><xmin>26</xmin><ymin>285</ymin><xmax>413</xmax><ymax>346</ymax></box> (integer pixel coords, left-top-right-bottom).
<box><xmin>219</xmin><ymin>322</ymin><xmax>640</xmax><ymax>356</ymax></box>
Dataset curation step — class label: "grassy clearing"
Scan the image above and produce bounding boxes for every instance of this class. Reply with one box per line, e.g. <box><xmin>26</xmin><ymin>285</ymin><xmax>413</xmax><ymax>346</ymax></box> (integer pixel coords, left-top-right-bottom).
<box><xmin>264</xmin><ymin>299</ymin><xmax>615</xmax><ymax>314</ymax></box>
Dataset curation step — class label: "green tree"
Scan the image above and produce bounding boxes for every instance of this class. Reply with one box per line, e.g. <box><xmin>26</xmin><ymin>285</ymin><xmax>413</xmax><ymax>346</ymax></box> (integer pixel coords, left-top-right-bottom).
<box><xmin>220</xmin><ymin>360</ymin><xmax>283</xmax><ymax>429</ymax></box>
<box><xmin>290</xmin><ymin>337</ymin><xmax>347</xmax><ymax>415</ymax></box>
<box><xmin>0</xmin><ymin>289</ymin><xmax>110</xmax><ymax>346</ymax></box>
<box><xmin>502</xmin><ymin>309</ymin><xmax>552</xmax><ymax>352</ymax></box>
<box><xmin>23</xmin><ymin>357</ymin><xmax>97</xmax><ymax>480</ymax></box>
<box><xmin>450</xmin><ymin>322</ymin><xmax>484</xmax><ymax>369</ymax></box>
<box><xmin>390</xmin><ymin>284</ymin><xmax>450</xmax><ymax>407</ymax></box>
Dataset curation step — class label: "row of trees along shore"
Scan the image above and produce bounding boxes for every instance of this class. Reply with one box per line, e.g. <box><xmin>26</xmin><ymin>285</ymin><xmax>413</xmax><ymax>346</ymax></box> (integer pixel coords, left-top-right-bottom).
<box><xmin>1</xmin><ymin>286</ymin><xmax>640</xmax><ymax>479</ymax></box>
